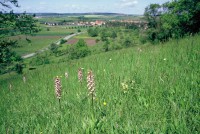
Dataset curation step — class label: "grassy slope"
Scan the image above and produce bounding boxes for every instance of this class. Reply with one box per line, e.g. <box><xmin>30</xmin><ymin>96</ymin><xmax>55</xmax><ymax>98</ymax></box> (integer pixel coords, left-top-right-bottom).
<box><xmin>0</xmin><ymin>35</ymin><xmax>199</xmax><ymax>133</ymax></box>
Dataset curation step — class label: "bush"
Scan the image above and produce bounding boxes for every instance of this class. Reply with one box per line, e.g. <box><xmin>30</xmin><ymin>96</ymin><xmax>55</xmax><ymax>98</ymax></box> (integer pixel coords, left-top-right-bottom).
<box><xmin>87</xmin><ymin>28</ymin><xmax>98</xmax><ymax>37</ymax></box>
<box><xmin>77</xmin><ymin>29</ymin><xmax>81</xmax><ymax>32</ymax></box>
<box><xmin>139</xmin><ymin>34</ymin><xmax>147</xmax><ymax>44</ymax></box>
<box><xmin>69</xmin><ymin>39</ymin><xmax>91</xmax><ymax>59</ymax></box>
<box><xmin>123</xmin><ymin>37</ymin><xmax>132</xmax><ymax>48</ymax></box>
<box><xmin>95</xmin><ymin>38</ymin><xmax>100</xmax><ymax>43</ymax></box>
<box><xmin>111</xmin><ymin>31</ymin><xmax>117</xmax><ymax>39</ymax></box>
<box><xmin>102</xmin><ymin>40</ymin><xmax>109</xmax><ymax>52</ymax></box>
<box><xmin>15</xmin><ymin>62</ymin><xmax>24</xmax><ymax>74</ymax></box>
<box><xmin>110</xmin><ymin>42</ymin><xmax>122</xmax><ymax>50</ymax></box>
<box><xmin>49</xmin><ymin>43</ymin><xmax>58</xmax><ymax>54</ymax></box>
<box><xmin>29</xmin><ymin>54</ymin><xmax>50</xmax><ymax>66</ymax></box>
<box><xmin>60</xmin><ymin>39</ymin><xmax>67</xmax><ymax>44</ymax></box>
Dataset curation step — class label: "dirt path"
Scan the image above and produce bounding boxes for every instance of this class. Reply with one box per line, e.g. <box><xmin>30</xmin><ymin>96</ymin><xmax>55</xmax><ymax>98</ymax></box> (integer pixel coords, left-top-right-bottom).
<box><xmin>21</xmin><ymin>32</ymin><xmax>84</xmax><ymax>59</ymax></box>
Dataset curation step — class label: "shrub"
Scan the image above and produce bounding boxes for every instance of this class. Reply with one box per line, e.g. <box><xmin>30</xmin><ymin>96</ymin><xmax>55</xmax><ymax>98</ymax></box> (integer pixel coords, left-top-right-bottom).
<box><xmin>69</xmin><ymin>39</ymin><xmax>91</xmax><ymax>59</ymax></box>
<box><xmin>110</xmin><ymin>42</ymin><xmax>122</xmax><ymax>50</ymax></box>
<box><xmin>95</xmin><ymin>38</ymin><xmax>100</xmax><ymax>43</ymax></box>
<box><xmin>77</xmin><ymin>29</ymin><xmax>81</xmax><ymax>32</ymax></box>
<box><xmin>49</xmin><ymin>43</ymin><xmax>58</xmax><ymax>54</ymax></box>
<box><xmin>29</xmin><ymin>54</ymin><xmax>50</xmax><ymax>66</ymax></box>
<box><xmin>87</xmin><ymin>28</ymin><xmax>98</xmax><ymax>37</ymax></box>
<box><xmin>15</xmin><ymin>62</ymin><xmax>24</xmax><ymax>74</ymax></box>
<box><xmin>60</xmin><ymin>39</ymin><xmax>67</xmax><ymax>44</ymax></box>
<box><xmin>123</xmin><ymin>37</ymin><xmax>132</xmax><ymax>48</ymax></box>
<box><xmin>102</xmin><ymin>40</ymin><xmax>109</xmax><ymax>52</ymax></box>
<box><xmin>111</xmin><ymin>31</ymin><xmax>117</xmax><ymax>39</ymax></box>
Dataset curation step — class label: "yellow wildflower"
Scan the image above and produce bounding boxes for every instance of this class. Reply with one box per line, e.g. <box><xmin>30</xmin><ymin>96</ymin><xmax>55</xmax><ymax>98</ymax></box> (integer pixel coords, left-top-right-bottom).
<box><xmin>121</xmin><ymin>82</ymin><xmax>128</xmax><ymax>93</ymax></box>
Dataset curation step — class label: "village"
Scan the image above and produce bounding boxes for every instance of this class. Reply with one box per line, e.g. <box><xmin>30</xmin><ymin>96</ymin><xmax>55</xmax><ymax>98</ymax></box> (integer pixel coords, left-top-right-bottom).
<box><xmin>43</xmin><ymin>19</ymin><xmax>147</xmax><ymax>28</ymax></box>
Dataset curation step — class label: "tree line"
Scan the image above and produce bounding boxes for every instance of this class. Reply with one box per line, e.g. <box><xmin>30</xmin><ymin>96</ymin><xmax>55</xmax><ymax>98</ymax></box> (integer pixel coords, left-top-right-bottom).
<box><xmin>144</xmin><ymin>0</ymin><xmax>200</xmax><ymax>42</ymax></box>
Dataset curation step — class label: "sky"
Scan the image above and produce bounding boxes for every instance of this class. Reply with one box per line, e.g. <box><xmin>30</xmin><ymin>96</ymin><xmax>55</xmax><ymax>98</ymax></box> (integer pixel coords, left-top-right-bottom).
<box><xmin>9</xmin><ymin>0</ymin><xmax>170</xmax><ymax>15</ymax></box>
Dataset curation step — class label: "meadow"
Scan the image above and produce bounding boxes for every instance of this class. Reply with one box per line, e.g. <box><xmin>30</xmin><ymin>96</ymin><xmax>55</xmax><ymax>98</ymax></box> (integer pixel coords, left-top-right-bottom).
<box><xmin>12</xmin><ymin>25</ymin><xmax>80</xmax><ymax>56</ymax></box>
<box><xmin>0</xmin><ymin>34</ymin><xmax>199</xmax><ymax>133</ymax></box>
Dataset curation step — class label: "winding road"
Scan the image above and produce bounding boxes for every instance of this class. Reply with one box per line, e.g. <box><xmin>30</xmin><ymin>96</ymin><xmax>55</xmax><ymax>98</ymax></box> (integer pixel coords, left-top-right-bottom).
<box><xmin>21</xmin><ymin>32</ymin><xmax>84</xmax><ymax>59</ymax></box>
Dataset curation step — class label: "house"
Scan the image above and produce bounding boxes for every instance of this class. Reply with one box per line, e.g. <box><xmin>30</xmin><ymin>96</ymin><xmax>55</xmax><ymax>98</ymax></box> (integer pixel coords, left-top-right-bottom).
<box><xmin>95</xmin><ymin>20</ymin><xmax>105</xmax><ymax>25</ymax></box>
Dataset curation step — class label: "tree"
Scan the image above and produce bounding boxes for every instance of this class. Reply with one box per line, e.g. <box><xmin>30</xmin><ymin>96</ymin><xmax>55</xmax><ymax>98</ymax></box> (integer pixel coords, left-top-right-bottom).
<box><xmin>144</xmin><ymin>0</ymin><xmax>200</xmax><ymax>42</ymax></box>
<box><xmin>0</xmin><ymin>40</ymin><xmax>22</xmax><ymax>74</ymax></box>
<box><xmin>111</xmin><ymin>31</ymin><xmax>117</xmax><ymax>39</ymax></box>
<box><xmin>77</xmin><ymin>29</ymin><xmax>81</xmax><ymax>33</ymax></box>
<box><xmin>87</xmin><ymin>28</ymin><xmax>98</xmax><ymax>37</ymax></box>
<box><xmin>49</xmin><ymin>43</ymin><xmax>58</xmax><ymax>54</ymax></box>
<box><xmin>69</xmin><ymin>39</ymin><xmax>91</xmax><ymax>59</ymax></box>
<box><xmin>101</xmin><ymin>33</ymin><xmax>107</xmax><ymax>42</ymax></box>
<box><xmin>123</xmin><ymin>37</ymin><xmax>132</xmax><ymax>48</ymax></box>
<box><xmin>102</xmin><ymin>40</ymin><xmax>109</xmax><ymax>52</ymax></box>
<box><xmin>144</xmin><ymin>4</ymin><xmax>161</xmax><ymax>29</ymax></box>
<box><xmin>0</xmin><ymin>0</ymin><xmax>38</xmax><ymax>74</ymax></box>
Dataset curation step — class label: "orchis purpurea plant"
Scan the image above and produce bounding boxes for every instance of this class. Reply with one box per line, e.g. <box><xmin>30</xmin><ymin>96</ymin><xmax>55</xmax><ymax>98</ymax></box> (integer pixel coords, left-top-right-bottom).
<box><xmin>87</xmin><ymin>70</ymin><xmax>96</xmax><ymax>106</ymax></box>
<box><xmin>78</xmin><ymin>68</ymin><xmax>83</xmax><ymax>83</ymax></box>
<box><xmin>55</xmin><ymin>76</ymin><xmax>62</xmax><ymax>109</ymax></box>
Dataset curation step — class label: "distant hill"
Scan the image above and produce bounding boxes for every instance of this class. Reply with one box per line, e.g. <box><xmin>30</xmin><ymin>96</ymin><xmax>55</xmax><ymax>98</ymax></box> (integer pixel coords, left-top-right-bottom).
<box><xmin>25</xmin><ymin>12</ymin><xmax>141</xmax><ymax>17</ymax></box>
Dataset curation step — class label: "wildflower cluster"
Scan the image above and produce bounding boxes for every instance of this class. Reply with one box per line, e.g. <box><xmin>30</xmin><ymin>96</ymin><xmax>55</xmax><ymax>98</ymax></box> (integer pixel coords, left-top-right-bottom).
<box><xmin>121</xmin><ymin>82</ymin><xmax>128</xmax><ymax>93</ymax></box>
<box><xmin>121</xmin><ymin>79</ymin><xmax>136</xmax><ymax>93</ymax></box>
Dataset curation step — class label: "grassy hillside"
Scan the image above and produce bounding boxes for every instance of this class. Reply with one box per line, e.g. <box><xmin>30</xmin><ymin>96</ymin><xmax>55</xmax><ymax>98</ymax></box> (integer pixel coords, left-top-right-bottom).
<box><xmin>0</xmin><ymin>35</ymin><xmax>199</xmax><ymax>133</ymax></box>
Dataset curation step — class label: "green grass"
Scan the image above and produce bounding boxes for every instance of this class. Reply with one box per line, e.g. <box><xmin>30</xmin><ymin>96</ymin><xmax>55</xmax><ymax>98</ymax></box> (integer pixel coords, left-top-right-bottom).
<box><xmin>74</xmin><ymin>33</ymin><xmax>91</xmax><ymax>38</ymax></box>
<box><xmin>12</xmin><ymin>25</ymin><xmax>78</xmax><ymax>56</ymax></box>
<box><xmin>38</xmin><ymin>25</ymin><xmax>77</xmax><ymax>36</ymax></box>
<box><xmin>0</xmin><ymin>35</ymin><xmax>199</xmax><ymax>133</ymax></box>
<box><xmin>12</xmin><ymin>35</ymin><xmax>61</xmax><ymax>56</ymax></box>
<box><xmin>73</xmin><ymin>33</ymin><xmax>98</xmax><ymax>39</ymax></box>
<box><xmin>37</xmin><ymin>17</ymin><xmax>74</xmax><ymax>23</ymax></box>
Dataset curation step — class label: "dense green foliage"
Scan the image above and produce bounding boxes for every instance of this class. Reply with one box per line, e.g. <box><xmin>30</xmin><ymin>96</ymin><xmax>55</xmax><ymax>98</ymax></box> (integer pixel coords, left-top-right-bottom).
<box><xmin>29</xmin><ymin>54</ymin><xmax>50</xmax><ymax>66</ymax></box>
<box><xmin>144</xmin><ymin>0</ymin><xmax>200</xmax><ymax>42</ymax></box>
<box><xmin>105</xmin><ymin>21</ymin><xmax>139</xmax><ymax>30</ymax></box>
<box><xmin>87</xmin><ymin>27</ymin><xmax>139</xmax><ymax>51</ymax></box>
<box><xmin>68</xmin><ymin>39</ymin><xmax>91</xmax><ymax>59</ymax></box>
<box><xmin>49</xmin><ymin>43</ymin><xmax>59</xmax><ymax>54</ymax></box>
<box><xmin>0</xmin><ymin>35</ymin><xmax>199</xmax><ymax>133</ymax></box>
<box><xmin>0</xmin><ymin>40</ymin><xmax>22</xmax><ymax>74</ymax></box>
<box><xmin>87</xmin><ymin>27</ymin><xmax>98</xmax><ymax>37</ymax></box>
<box><xmin>0</xmin><ymin>0</ymin><xmax>38</xmax><ymax>74</ymax></box>
<box><xmin>59</xmin><ymin>39</ymin><xmax>67</xmax><ymax>45</ymax></box>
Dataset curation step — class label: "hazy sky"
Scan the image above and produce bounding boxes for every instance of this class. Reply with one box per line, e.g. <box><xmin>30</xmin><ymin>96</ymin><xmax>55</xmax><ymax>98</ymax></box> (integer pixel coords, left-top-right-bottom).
<box><xmin>11</xmin><ymin>0</ymin><xmax>170</xmax><ymax>14</ymax></box>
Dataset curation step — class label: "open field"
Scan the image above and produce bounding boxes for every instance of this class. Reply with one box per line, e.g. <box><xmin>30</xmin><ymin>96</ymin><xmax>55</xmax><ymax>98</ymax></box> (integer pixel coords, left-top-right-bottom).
<box><xmin>67</xmin><ymin>32</ymin><xmax>98</xmax><ymax>46</ymax></box>
<box><xmin>12</xmin><ymin>35</ymin><xmax>62</xmax><ymax>56</ymax></box>
<box><xmin>67</xmin><ymin>38</ymin><xmax>96</xmax><ymax>46</ymax></box>
<box><xmin>0</xmin><ymin>35</ymin><xmax>199</xmax><ymax>133</ymax></box>
<box><xmin>73</xmin><ymin>33</ymin><xmax>94</xmax><ymax>39</ymax></box>
<box><xmin>12</xmin><ymin>25</ymin><xmax>80</xmax><ymax>56</ymax></box>
<box><xmin>38</xmin><ymin>25</ymin><xmax>88</xmax><ymax>35</ymax></box>
<box><xmin>36</xmin><ymin>14</ymin><xmax>144</xmax><ymax>23</ymax></box>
